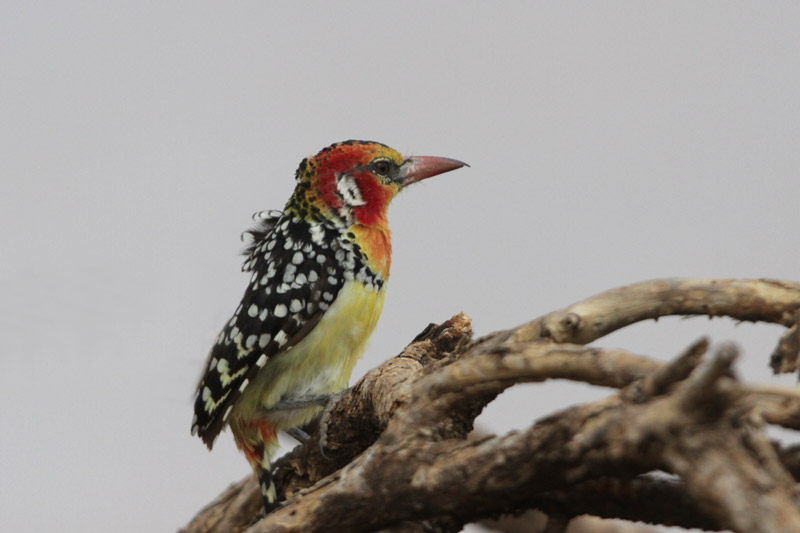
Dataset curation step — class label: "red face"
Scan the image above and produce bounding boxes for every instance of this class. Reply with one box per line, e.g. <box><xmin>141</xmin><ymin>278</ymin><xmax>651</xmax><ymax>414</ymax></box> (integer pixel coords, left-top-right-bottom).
<box><xmin>305</xmin><ymin>140</ymin><xmax>467</xmax><ymax>227</ymax></box>
<box><xmin>308</xmin><ymin>141</ymin><xmax>406</xmax><ymax>227</ymax></box>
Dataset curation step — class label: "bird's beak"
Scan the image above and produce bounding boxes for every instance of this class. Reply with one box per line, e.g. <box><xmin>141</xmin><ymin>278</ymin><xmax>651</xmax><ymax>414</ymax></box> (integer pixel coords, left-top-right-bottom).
<box><xmin>396</xmin><ymin>156</ymin><xmax>469</xmax><ymax>188</ymax></box>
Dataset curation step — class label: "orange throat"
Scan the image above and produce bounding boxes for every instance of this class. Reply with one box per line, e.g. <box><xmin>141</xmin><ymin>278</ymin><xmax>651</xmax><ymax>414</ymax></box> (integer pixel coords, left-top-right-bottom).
<box><xmin>351</xmin><ymin>223</ymin><xmax>392</xmax><ymax>280</ymax></box>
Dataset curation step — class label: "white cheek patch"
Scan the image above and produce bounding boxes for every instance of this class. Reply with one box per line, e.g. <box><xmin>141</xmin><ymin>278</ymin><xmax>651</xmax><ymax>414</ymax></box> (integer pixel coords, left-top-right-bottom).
<box><xmin>336</xmin><ymin>174</ymin><xmax>367</xmax><ymax>207</ymax></box>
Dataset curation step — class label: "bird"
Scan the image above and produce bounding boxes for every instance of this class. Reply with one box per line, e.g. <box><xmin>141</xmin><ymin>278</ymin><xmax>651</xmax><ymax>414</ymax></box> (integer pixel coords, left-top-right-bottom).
<box><xmin>191</xmin><ymin>140</ymin><xmax>467</xmax><ymax>512</ymax></box>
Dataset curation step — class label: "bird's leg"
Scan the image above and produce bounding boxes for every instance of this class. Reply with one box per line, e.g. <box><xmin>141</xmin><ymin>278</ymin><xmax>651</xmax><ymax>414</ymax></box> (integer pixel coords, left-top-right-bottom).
<box><xmin>269</xmin><ymin>395</ymin><xmax>328</xmax><ymax>444</ymax></box>
<box><xmin>285</xmin><ymin>427</ymin><xmax>311</xmax><ymax>443</ymax></box>
<box><xmin>269</xmin><ymin>394</ymin><xmax>331</xmax><ymax>410</ymax></box>
<box><xmin>263</xmin><ymin>390</ymin><xmax>351</xmax><ymax>457</ymax></box>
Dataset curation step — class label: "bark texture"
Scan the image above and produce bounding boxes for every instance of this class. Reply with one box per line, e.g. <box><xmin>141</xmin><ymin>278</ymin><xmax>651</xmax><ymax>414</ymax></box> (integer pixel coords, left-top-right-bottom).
<box><xmin>182</xmin><ymin>278</ymin><xmax>800</xmax><ymax>533</ymax></box>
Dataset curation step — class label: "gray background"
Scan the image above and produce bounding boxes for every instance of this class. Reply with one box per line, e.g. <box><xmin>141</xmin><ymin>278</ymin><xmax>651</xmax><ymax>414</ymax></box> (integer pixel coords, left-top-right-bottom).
<box><xmin>2</xmin><ymin>2</ymin><xmax>798</xmax><ymax>532</ymax></box>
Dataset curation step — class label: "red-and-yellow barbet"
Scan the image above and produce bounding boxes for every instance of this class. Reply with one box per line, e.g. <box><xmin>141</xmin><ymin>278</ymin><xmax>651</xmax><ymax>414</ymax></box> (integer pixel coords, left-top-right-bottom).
<box><xmin>191</xmin><ymin>140</ymin><xmax>467</xmax><ymax>511</ymax></box>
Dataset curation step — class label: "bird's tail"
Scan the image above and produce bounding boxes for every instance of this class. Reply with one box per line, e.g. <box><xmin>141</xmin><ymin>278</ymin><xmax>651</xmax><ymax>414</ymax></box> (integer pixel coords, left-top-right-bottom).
<box><xmin>232</xmin><ymin>418</ymin><xmax>280</xmax><ymax>511</ymax></box>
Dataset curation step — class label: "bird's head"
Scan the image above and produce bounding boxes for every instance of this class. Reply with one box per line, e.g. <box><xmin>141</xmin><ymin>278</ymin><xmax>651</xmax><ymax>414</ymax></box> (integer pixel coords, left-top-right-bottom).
<box><xmin>293</xmin><ymin>140</ymin><xmax>467</xmax><ymax>226</ymax></box>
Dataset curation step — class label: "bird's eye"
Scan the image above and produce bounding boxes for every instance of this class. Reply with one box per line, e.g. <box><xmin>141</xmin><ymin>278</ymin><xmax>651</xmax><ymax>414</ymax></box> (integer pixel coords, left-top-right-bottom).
<box><xmin>373</xmin><ymin>160</ymin><xmax>391</xmax><ymax>176</ymax></box>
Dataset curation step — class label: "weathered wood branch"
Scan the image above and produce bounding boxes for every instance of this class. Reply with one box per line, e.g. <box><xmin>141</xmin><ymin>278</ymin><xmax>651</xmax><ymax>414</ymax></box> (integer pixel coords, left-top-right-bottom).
<box><xmin>510</xmin><ymin>278</ymin><xmax>800</xmax><ymax>345</ymax></box>
<box><xmin>182</xmin><ymin>278</ymin><xmax>800</xmax><ymax>533</ymax></box>
<box><xmin>531</xmin><ymin>476</ymin><xmax>720</xmax><ymax>531</ymax></box>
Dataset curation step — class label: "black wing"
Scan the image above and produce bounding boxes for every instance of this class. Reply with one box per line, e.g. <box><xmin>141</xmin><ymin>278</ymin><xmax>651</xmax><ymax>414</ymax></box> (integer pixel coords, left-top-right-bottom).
<box><xmin>191</xmin><ymin>211</ymin><xmax>347</xmax><ymax>448</ymax></box>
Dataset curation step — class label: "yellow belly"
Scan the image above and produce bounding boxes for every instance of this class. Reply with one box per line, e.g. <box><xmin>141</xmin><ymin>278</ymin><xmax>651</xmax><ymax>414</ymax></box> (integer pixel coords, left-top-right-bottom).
<box><xmin>232</xmin><ymin>280</ymin><xmax>385</xmax><ymax>430</ymax></box>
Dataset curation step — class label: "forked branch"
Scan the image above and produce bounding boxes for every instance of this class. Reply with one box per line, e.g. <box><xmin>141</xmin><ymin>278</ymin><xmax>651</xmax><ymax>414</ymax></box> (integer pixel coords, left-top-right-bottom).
<box><xmin>182</xmin><ymin>278</ymin><xmax>800</xmax><ymax>533</ymax></box>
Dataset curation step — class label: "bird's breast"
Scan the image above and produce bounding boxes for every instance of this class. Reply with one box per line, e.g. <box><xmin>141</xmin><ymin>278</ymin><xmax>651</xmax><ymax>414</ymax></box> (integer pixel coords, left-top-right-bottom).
<box><xmin>237</xmin><ymin>280</ymin><xmax>386</xmax><ymax>428</ymax></box>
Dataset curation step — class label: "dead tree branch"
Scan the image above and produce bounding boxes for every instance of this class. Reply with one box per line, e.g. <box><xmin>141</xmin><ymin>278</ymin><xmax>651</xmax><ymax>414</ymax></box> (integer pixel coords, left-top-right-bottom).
<box><xmin>182</xmin><ymin>278</ymin><xmax>800</xmax><ymax>533</ymax></box>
